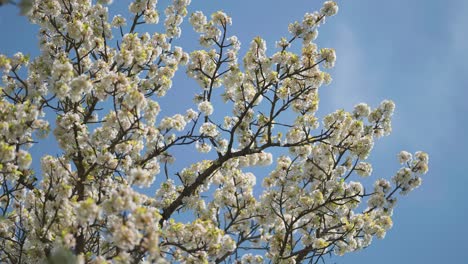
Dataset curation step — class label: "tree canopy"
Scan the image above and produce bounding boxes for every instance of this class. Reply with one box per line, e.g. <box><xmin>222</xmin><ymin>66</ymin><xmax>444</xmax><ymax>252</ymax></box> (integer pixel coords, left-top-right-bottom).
<box><xmin>0</xmin><ymin>1</ymin><xmax>429</xmax><ymax>263</ymax></box>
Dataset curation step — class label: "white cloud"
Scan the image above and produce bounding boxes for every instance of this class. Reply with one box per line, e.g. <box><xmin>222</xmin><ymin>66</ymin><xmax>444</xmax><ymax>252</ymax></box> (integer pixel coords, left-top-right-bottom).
<box><xmin>320</xmin><ymin>23</ymin><xmax>378</xmax><ymax>113</ymax></box>
<box><xmin>450</xmin><ymin>1</ymin><xmax>468</xmax><ymax>65</ymax></box>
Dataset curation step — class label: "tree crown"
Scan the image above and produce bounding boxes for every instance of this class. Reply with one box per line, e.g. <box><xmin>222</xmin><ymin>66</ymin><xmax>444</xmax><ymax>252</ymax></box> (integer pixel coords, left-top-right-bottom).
<box><xmin>0</xmin><ymin>1</ymin><xmax>428</xmax><ymax>263</ymax></box>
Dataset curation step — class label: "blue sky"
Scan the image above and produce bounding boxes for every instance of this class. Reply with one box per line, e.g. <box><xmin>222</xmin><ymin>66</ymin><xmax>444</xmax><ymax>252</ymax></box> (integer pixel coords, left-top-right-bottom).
<box><xmin>1</xmin><ymin>0</ymin><xmax>467</xmax><ymax>263</ymax></box>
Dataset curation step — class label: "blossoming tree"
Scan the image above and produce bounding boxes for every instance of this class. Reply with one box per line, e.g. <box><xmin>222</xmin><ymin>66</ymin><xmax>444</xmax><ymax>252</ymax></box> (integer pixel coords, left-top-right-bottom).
<box><xmin>0</xmin><ymin>0</ymin><xmax>429</xmax><ymax>263</ymax></box>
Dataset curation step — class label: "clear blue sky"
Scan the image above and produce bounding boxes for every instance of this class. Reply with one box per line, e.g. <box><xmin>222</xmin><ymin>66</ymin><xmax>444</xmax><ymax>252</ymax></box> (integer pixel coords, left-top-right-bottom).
<box><xmin>1</xmin><ymin>1</ymin><xmax>467</xmax><ymax>263</ymax></box>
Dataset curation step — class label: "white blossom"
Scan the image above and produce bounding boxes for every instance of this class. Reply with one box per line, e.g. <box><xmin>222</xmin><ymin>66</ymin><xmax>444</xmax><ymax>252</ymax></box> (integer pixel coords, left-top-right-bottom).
<box><xmin>321</xmin><ymin>1</ymin><xmax>339</xmax><ymax>17</ymax></box>
<box><xmin>198</xmin><ymin>100</ymin><xmax>214</xmax><ymax>116</ymax></box>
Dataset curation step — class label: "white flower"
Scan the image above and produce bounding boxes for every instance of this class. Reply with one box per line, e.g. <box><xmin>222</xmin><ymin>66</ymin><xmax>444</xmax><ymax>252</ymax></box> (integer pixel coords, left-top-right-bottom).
<box><xmin>313</xmin><ymin>238</ymin><xmax>329</xmax><ymax>249</ymax></box>
<box><xmin>355</xmin><ymin>162</ymin><xmax>372</xmax><ymax>177</ymax></box>
<box><xmin>128</xmin><ymin>167</ymin><xmax>155</xmax><ymax>187</ymax></box>
<box><xmin>144</xmin><ymin>9</ymin><xmax>159</xmax><ymax>24</ymax></box>
<box><xmin>198</xmin><ymin>101</ymin><xmax>214</xmax><ymax>116</ymax></box>
<box><xmin>354</xmin><ymin>103</ymin><xmax>371</xmax><ymax>118</ymax></box>
<box><xmin>67</xmin><ymin>20</ymin><xmax>84</xmax><ymax>40</ymax></box>
<box><xmin>189</xmin><ymin>11</ymin><xmax>207</xmax><ymax>32</ymax></box>
<box><xmin>241</xmin><ymin>254</ymin><xmax>263</xmax><ymax>264</ymax></box>
<box><xmin>374</xmin><ymin>179</ymin><xmax>391</xmax><ymax>194</ymax></box>
<box><xmin>321</xmin><ymin>1</ymin><xmax>339</xmax><ymax>17</ymax></box>
<box><xmin>368</xmin><ymin>192</ymin><xmax>385</xmax><ymax>208</ymax></box>
<box><xmin>112</xmin><ymin>15</ymin><xmax>127</xmax><ymax>27</ymax></box>
<box><xmin>76</xmin><ymin>198</ymin><xmax>100</xmax><ymax>225</ymax></box>
<box><xmin>349</xmin><ymin>181</ymin><xmax>364</xmax><ymax>195</ymax></box>
<box><xmin>0</xmin><ymin>142</ymin><xmax>15</xmax><ymax>162</ymax></box>
<box><xmin>398</xmin><ymin>151</ymin><xmax>412</xmax><ymax>164</ymax></box>
<box><xmin>110</xmin><ymin>220</ymin><xmax>141</xmax><ymax>251</ymax></box>
<box><xmin>380</xmin><ymin>100</ymin><xmax>395</xmax><ymax>117</ymax></box>
<box><xmin>288</xmin><ymin>21</ymin><xmax>303</xmax><ymax>36</ymax></box>
<box><xmin>199</xmin><ymin>122</ymin><xmax>218</xmax><ymax>137</ymax></box>
<box><xmin>17</xmin><ymin>150</ymin><xmax>32</xmax><ymax>169</ymax></box>
<box><xmin>185</xmin><ymin>108</ymin><xmax>198</xmax><ymax>121</ymax></box>
<box><xmin>196</xmin><ymin>142</ymin><xmax>212</xmax><ymax>153</ymax></box>
<box><xmin>172</xmin><ymin>114</ymin><xmax>187</xmax><ymax>131</ymax></box>
<box><xmin>212</xmin><ymin>11</ymin><xmax>232</xmax><ymax>26</ymax></box>
<box><xmin>320</xmin><ymin>48</ymin><xmax>336</xmax><ymax>68</ymax></box>
<box><xmin>415</xmin><ymin>151</ymin><xmax>429</xmax><ymax>162</ymax></box>
<box><xmin>352</xmin><ymin>136</ymin><xmax>374</xmax><ymax>159</ymax></box>
<box><xmin>70</xmin><ymin>75</ymin><xmax>92</xmax><ymax>102</ymax></box>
